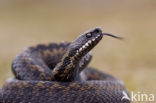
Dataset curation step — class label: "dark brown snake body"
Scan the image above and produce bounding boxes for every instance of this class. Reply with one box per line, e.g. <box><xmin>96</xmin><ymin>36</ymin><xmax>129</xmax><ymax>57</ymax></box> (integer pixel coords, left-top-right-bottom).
<box><xmin>0</xmin><ymin>28</ymin><xmax>130</xmax><ymax>103</ymax></box>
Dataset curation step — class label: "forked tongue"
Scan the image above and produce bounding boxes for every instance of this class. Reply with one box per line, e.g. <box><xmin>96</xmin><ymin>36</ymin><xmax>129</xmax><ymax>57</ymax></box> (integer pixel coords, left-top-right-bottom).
<box><xmin>102</xmin><ymin>33</ymin><xmax>123</xmax><ymax>40</ymax></box>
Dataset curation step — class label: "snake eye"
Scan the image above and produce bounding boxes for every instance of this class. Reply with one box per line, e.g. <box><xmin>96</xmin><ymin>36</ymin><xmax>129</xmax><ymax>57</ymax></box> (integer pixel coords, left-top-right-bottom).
<box><xmin>86</xmin><ymin>33</ymin><xmax>92</xmax><ymax>38</ymax></box>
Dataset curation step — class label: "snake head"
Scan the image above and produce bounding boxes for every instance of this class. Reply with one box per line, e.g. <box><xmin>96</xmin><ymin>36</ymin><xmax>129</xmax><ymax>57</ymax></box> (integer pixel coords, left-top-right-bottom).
<box><xmin>52</xmin><ymin>27</ymin><xmax>122</xmax><ymax>81</ymax></box>
<box><xmin>69</xmin><ymin>27</ymin><xmax>103</xmax><ymax>58</ymax></box>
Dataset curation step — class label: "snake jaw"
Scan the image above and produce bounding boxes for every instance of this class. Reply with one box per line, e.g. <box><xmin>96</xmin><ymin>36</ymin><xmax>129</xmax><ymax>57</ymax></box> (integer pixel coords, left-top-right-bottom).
<box><xmin>74</xmin><ymin>30</ymin><xmax>103</xmax><ymax>58</ymax></box>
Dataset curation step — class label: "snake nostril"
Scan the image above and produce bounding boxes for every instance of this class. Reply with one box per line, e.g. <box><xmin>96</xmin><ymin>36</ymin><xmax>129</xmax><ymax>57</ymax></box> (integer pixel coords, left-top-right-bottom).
<box><xmin>93</xmin><ymin>28</ymin><xmax>101</xmax><ymax>34</ymax></box>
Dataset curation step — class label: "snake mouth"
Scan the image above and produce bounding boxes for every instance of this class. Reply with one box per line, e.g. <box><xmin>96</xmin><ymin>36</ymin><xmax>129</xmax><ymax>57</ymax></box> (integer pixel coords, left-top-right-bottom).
<box><xmin>75</xmin><ymin>33</ymin><xmax>102</xmax><ymax>56</ymax></box>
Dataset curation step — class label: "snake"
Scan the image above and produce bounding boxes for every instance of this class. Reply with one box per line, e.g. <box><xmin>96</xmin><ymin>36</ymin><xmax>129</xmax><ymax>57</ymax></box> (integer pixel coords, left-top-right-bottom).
<box><xmin>0</xmin><ymin>28</ymin><xmax>130</xmax><ymax>103</ymax></box>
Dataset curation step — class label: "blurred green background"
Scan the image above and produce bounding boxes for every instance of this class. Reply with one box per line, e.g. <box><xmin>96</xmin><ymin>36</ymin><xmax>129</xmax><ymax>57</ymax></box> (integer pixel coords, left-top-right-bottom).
<box><xmin>0</xmin><ymin>0</ymin><xmax>156</xmax><ymax>101</ymax></box>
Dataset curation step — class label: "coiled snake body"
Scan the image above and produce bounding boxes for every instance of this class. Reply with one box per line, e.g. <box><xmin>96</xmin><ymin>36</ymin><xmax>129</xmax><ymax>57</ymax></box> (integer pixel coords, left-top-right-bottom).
<box><xmin>0</xmin><ymin>28</ymin><xmax>130</xmax><ymax>103</ymax></box>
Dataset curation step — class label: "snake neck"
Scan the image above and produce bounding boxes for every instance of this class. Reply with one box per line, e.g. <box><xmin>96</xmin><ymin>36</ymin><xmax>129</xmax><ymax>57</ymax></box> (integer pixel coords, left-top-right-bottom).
<box><xmin>51</xmin><ymin>48</ymin><xmax>92</xmax><ymax>82</ymax></box>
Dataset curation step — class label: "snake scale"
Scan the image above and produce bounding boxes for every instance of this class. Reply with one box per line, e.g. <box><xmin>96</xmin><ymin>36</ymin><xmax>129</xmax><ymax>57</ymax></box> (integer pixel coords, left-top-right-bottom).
<box><xmin>0</xmin><ymin>28</ymin><xmax>130</xmax><ymax>103</ymax></box>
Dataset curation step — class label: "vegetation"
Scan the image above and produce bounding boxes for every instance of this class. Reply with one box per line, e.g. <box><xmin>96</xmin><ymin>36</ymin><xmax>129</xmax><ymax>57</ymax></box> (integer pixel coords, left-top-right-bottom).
<box><xmin>0</xmin><ymin>1</ymin><xmax>155</xmax><ymax>102</ymax></box>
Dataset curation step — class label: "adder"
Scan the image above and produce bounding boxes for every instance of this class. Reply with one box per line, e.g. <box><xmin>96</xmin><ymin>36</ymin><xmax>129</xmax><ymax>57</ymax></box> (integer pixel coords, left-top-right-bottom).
<box><xmin>0</xmin><ymin>28</ymin><xmax>130</xmax><ymax>103</ymax></box>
